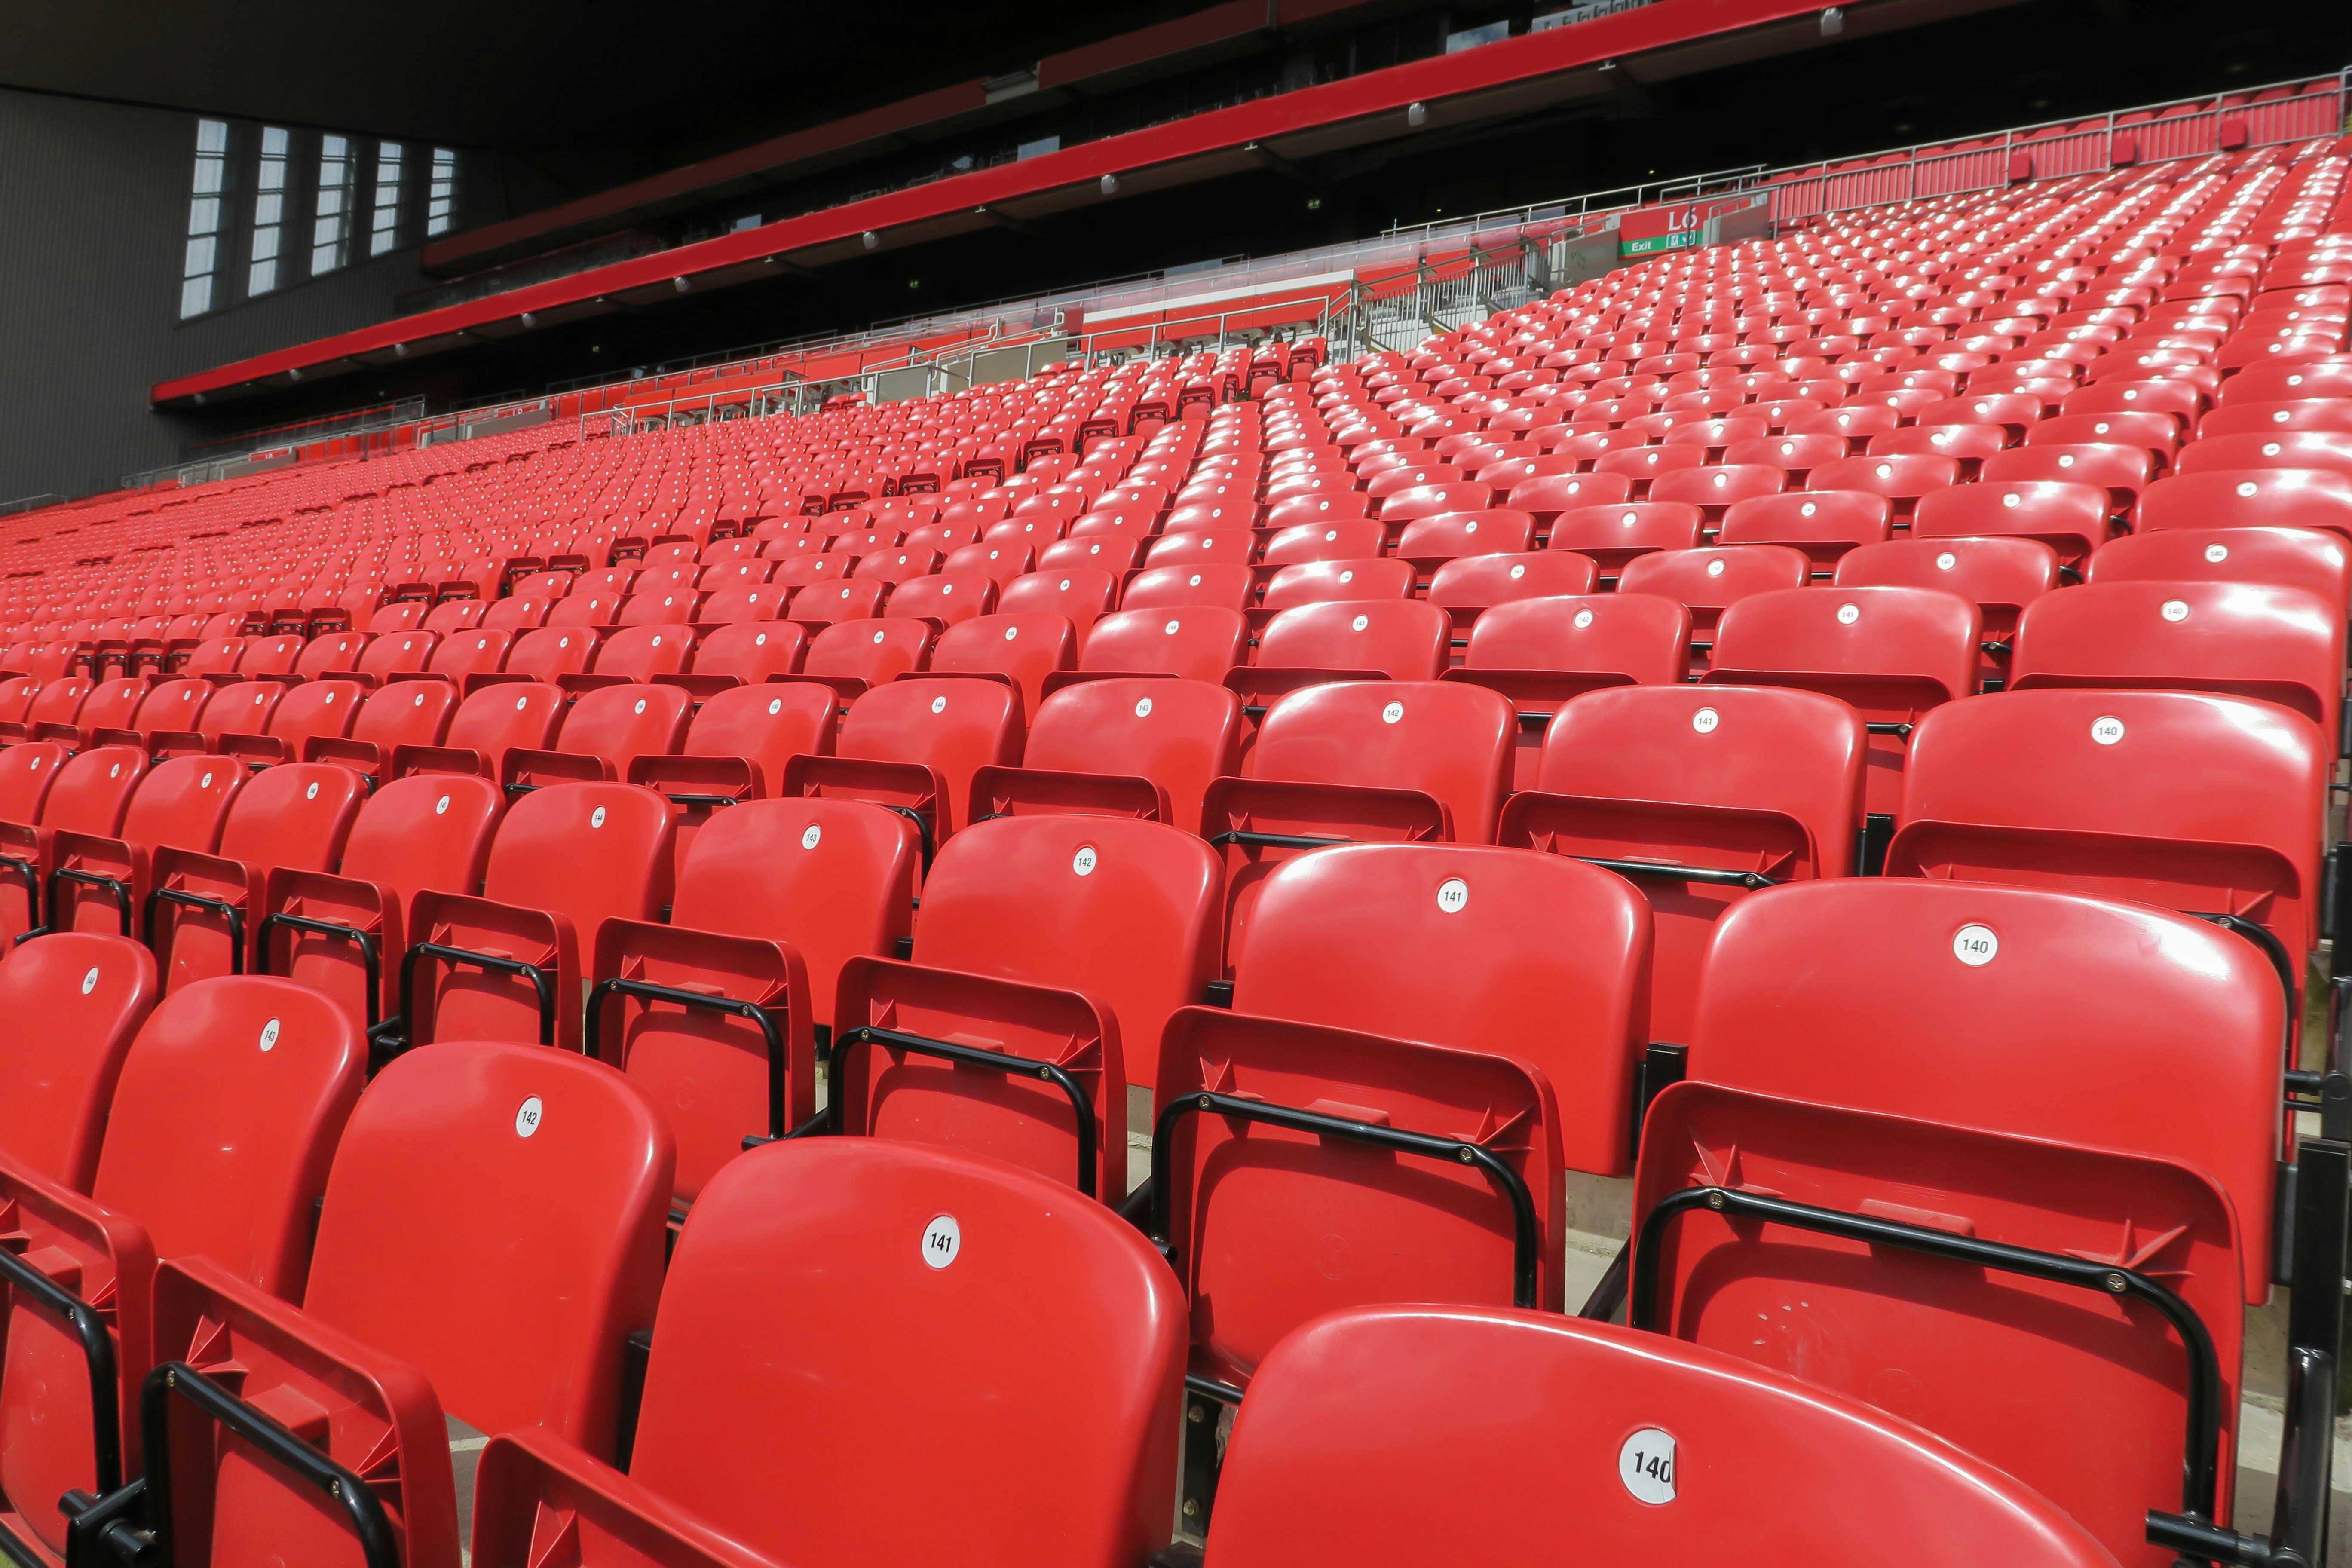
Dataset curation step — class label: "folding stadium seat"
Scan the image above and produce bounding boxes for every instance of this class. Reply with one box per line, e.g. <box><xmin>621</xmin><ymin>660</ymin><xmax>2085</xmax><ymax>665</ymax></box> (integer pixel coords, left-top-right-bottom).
<box><xmin>0</xmin><ymin>678</ymin><xmax>88</xmax><ymax>745</ymax></box>
<box><xmin>1885</xmin><ymin>687</ymin><xmax>2325</xmax><ymax>1052</ymax></box>
<box><xmin>399</xmin><ymin>781</ymin><xmax>671</xmax><ymax>1053</ymax></box>
<box><xmin>1423</xmin><ymin>552</ymin><xmax>1599</xmax><ymax>640</ymax></box>
<box><xmin>1544</xmin><ymin>501</ymin><xmax>1703</xmax><ymax>576</ymax></box>
<box><xmin>1058</xmin><ymin>606</ymin><xmax>1248</xmax><ymax>687</ymax></box>
<box><xmin>45</xmin><ymin>753</ymin><xmax>244</xmax><ymax>941</ymax></box>
<box><xmin>423</xmin><ymin>598</ymin><xmax>489</xmax><ymax>634</ymax></box>
<box><xmin>505</xmin><ymin>625</ymin><xmax>599</xmax><ymax>686</ymax></box>
<box><xmin>1626</xmin><ymin>879</ymin><xmax>2303</xmax><ymax>1567</ymax></box>
<box><xmin>1498</xmin><ymin>685</ymin><xmax>1862</xmax><ymax>1042</ymax></box>
<box><xmin>1911</xmin><ymin>478</ymin><xmax>2113</xmax><ymax>567</ymax></box>
<box><xmin>1201</xmin><ymin>680</ymin><xmax>1513</xmax><ymax>962</ymax></box>
<box><xmin>44</xmin><ymin>677</ymin><xmax>157</xmax><ymax>751</ymax></box>
<box><xmin>2179</xmin><ymin>429</ymin><xmax>2352</xmax><ymax>480</ymax></box>
<box><xmin>1715</xmin><ymin>490</ymin><xmax>1891</xmax><ymax>570</ymax></box>
<box><xmin>998</xmin><ymin>566</ymin><xmax>1118</xmax><ymax>637</ymax></box>
<box><xmin>351</xmin><ymin>626</ymin><xmax>438</xmax><ymax>684</ymax></box>
<box><xmin>882</xmin><ymin>570</ymin><xmax>997</xmax><ymax>628</ymax></box>
<box><xmin>1505</xmin><ymin>471</ymin><xmax>1633</xmax><ymax>526</ymax></box>
<box><xmin>1256</xmin><ymin>519</ymin><xmax>1387</xmax><ymax>571</ymax></box>
<box><xmin>1616</xmin><ymin>546</ymin><xmax>1810</xmax><ymax>665</ymax></box>
<box><xmin>505</xmin><ymin>682</ymin><xmax>692</xmax><ymax>790</ymax></box>
<box><xmin>929</xmin><ymin>612</ymin><xmax>1077</xmax><ymax>718</ymax></box>
<box><xmin>1145</xmin><ymin>529</ymin><xmax>1255</xmax><ymax>572</ymax></box>
<box><xmin>2135</xmin><ymin>467</ymin><xmax>2352</xmax><ymax>540</ymax></box>
<box><xmin>83</xmin><ymin>1039</ymin><xmax>671</xmax><ymax>1568</ymax></box>
<box><xmin>585</xmin><ymin>623</ymin><xmax>695</xmax><ymax>685</ymax></box>
<box><xmin>144</xmin><ymin>761</ymin><xmax>365</xmax><ymax>993</ymax></box>
<box><xmin>0</xmin><ymin>932</ymin><xmax>156</xmax><ymax>1191</ymax></box>
<box><xmin>395</xmin><ymin>680</ymin><xmax>566</xmax><ymax>781</ymax></box>
<box><xmin>1231</xmin><ymin>600</ymin><xmax>1450</xmax><ymax>720</ymax></box>
<box><xmin>467</xmin><ymin>1139</ymin><xmax>1184</xmax><ymax>1568</ymax></box>
<box><xmin>1148</xmin><ymin>842</ymin><xmax>1647</xmax><ymax>1423</ymax></box>
<box><xmin>1648</xmin><ymin>462</ymin><xmax>1788</xmax><ymax>523</ymax></box>
<box><xmin>673</xmin><ymin>617</ymin><xmax>806</xmax><ymax>692</ymax></box>
<box><xmin>799</xmin><ymin>616</ymin><xmax>933</xmax><ymax>697</ymax></box>
<box><xmin>1703</xmin><ymin>586</ymin><xmax>1980</xmax><ymax>836</ymax></box>
<box><xmin>0</xmin><ymin>977</ymin><xmax>361</xmax><ymax>1564</ymax></box>
<box><xmin>814</xmin><ymin>813</ymin><xmax>1219</xmax><ymax>1197</ymax></box>
<box><xmin>2087</xmin><ymin>524</ymin><xmax>2351</xmax><ymax>610</ymax></box>
<box><xmin>2009</xmin><ymin>579</ymin><xmax>2344</xmax><ymax>747</ymax></box>
<box><xmin>1196</xmin><ymin>1307</ymin><xmax>2115</xmax><ymax>1566</ymax></box>
<box><xmin>2027</xmin><ymin>409</ymin><xmax>2182</xmax><ymax>460</ymax></box>
<box><xmin>631</xmin><ymin>680</ymin><xmax>838</xmax><ymax>811</ymax></box>
<box><xmin>940</xmin><ymin>540</ymin><xmax>1035</xmax><ymax>585</ymax></box>
<box><xmin>482</xmin><ymin>593</ymin><xmax>550</xmax><ymax>630</ymax></box>
<box><xmin>783</xmin><ymin>677</ymin><xmax>1023</xmax><ymax>865</ymax></box>
<box><xmin>303</xmin><ymin>680</ymin><xmax>458</xmax><ymax>784</ymax></box>
<box><xmin>259</xmin><ymin>772</ymin><xmax>502</xmax><ymax>1035</ymax></box>
<box><xmin>1833</xmin><ymin>536</ymin><xmax>2060</xmax><ymax>686</ymax></box>
<box><xmin>970</xmin><ymin>677</ymin><xmax>1244</xmax><ymax>836</ymax></box>
<box><xmin>586</xmin><ymin>798</ymin><xmax>915</xmax><ymax>1205</ymax></box>
<box><xmin>1982</xmin><ymin>443</ymin><xmax>2154</xmax><ymax>512</ymax></box>
<box><xmin>1442</xmin><ymin>594</ymin><xmax>1692</xmax><ymax>788</ymax></box>
<box><xmin>1724</xmin><ymin>432</ymin><xmax>1849</xmax><ymax>484</ymax></box>
<box><xmin>424</xmin><ymin>625</ymin><xmax>513</xmax><ymax>686</ymax></box>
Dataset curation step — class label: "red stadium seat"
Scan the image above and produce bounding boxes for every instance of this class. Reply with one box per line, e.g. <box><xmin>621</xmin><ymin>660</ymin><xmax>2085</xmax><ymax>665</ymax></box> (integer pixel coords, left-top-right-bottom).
<box><xmin>1200</xmin><ymin>1307</ymin><xmax>2115</xmax><ymax>1566</ymax></box>
<box><xmin>1499</xmin><ymin>684</ymin><xmax>1863</xmax><ymax>1040</ymax></box>
<box><xmin>401</xmin><ymin>781</ymin><xmax>673</xmax><ymax>1051</ymax></box>
<box><xmin>1152</xmin><ymin>843</ymin><xmax>1648</xmax><ymax>1401</ymax></box>
<box><xmin>971</xmin><ymin>677</ymin><xmax>1243</xmax><ymax>833</ymax></box>
<box><xmin>1631</xmin><ymin>879</ymin><xmax>2288</xmax><ymax>1565</ymax></box>
<box><xmin>831</xmin><ymin>813</ymin><xmax>1220</xmax><ymax>1191</ymax></box>
<box><xmin>0</xmin><ymin>933</ymin><xmax>157</xmax><ymax>1190</ymax></box>
<box><xmin>1703</xmin><ymin>585</ymin><xmax>1980</xmax><ymax>829</ymax></box>
<box><xmin>783</xmin><ymin>676</ymin><xmax>1023</xmax><ymax>860</ymax></box>
<box><xmin>469</xmin><ymin>1139</ymin><xmax>1183</xmax><ymax>1568</ymax></box>
<box><xmin>2009</xmin><ymin>579</ymin><xmax>2344</xmax><ymax>744</ymax></box>
<box><xmin>124</xmin><ymin>1040</ymin><xmax>670</xmax><ymax>1568</ymax></box>
<box><xmin>590</xmin><ymin>798</ymin><xmax>917</xmax><ymax>1204</ymax></box>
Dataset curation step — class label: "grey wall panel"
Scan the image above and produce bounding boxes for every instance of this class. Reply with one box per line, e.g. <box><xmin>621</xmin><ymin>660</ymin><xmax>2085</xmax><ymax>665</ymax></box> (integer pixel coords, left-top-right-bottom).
<box><xmin>0</xmin><ymin>86</ymin><xmax>485</xmax><ymax>504</ymax></box>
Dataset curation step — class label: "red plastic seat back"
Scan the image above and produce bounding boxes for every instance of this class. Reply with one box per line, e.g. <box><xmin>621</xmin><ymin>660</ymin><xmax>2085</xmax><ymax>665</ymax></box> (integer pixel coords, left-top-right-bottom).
<box><xmin>1715</xmin><ymin>490</ymin><xmax>1892</xmax><ymax>567</ymax></box>
<box><xmin>1616</xmin><ymin>546</ymin><xmax>1810</xmax><ymax>643</ymax></box>
<box><xmin>546</xmin><ymin>683</ymin><xmax>692</xmax><ymax>777</ymax></box>
<box><xmin>479</xmin><ymin>781</ymin><xmax>674</xmax><ymax>941</ymax></box>
<box><xmin>1508</xmin><ymin>684</ymin><xmax>1863</xmax><ymax>1041</ymax></box>
<box><xmin>2135</xmin><ymin>468</ymin><xmax>2352</xmax><ymax>541</ymax></box>
<box><xmin>600</xmin><ymin>1139</ymin><xmax>1183</xmax><ymax>1568</ymax></box>
<box><xmin>1248</xmin><ymin>680</ymin><xmax>1513</xmax><ymax>842</ymax></box>
<box><xmin>666</xmin><ymin>798</ymin><xmax>916</xmax><ymax>1029</ymax></box>
<box><xmin>345</xmin><ymin>678</ymin><xmax>457</xmax><ymax>753</ymax></box>
<box><xmin>674</xmin><ymin>682</ymin><xmax>839</xmax><ymax>794</ymax></box>
<box><xmin>689</xmin><ymin>619</ymin><xmax>806</xmax><ymax>684</ymax></box>
<box><xmin>2086</xmin><ymin>526</ymin><xmax>2351</xmax><ymax>609</ymax></box>
<box><xmin>1259</xmin><ymin>559</ymin><xmax>1414</xmax><ymax>614</ymax></box>
<box><xmin>354</xmin><ymin>629</ymin><xmax>438</xmax><ymax>681</ymax></box>
<box><xmin>296</xmin><ymin>1041</ymin><xmax>671</xmax><ymax>1449</ymax></box>
<box><xmin>1001</xmin><ymin>678</ymin><xmax>1244</xmax><ymax>834</ymax></box>
<box><xmin>0</xmin><ymin>742</ymin><xmax>65</xmax><ymax>824</ymax></box>
<box><xmin>1545</xmin><ymin>502</ymin><xmax>1704</xmax><ymax>572</ymax></box>
<box><xmin>803</xmin><ymin>616</ymin><xmax>933</xmax><ymax>689</ymax></box>
<box><xmin>506</xmin><ymin>626</ymin><xmax>598</xmax><ymax>683</ymax></box>
<box><xmin>426</xmin><ymin>628</ymin><xmax>511</xmax><ymax>682</ymax></box>
<box><xmin>1704</xmin><ymin>586</ymin><xmax>1981</xmax><ymax>816</ymax></box>
<box><xmin>1640</xmin><ymin>880</ymin><xmax>2274</xmax><ymax>1559</ymax></box>
<box><xmin>930</xmin><ymin>612</ymin><xmax>1078</xmax><ymax>719</ymax></box>
<box><xmin>1253</xmin><ymin>600</ymin><xmax>1448</xmax><ymax>680</ymax></box>
<box><xmin>0</xmin><ymin>933</ymin><xmax>157</xmax><ymax>1190</ymax></box>
<box><xmin>1078</xmin><ymin>607</ymin><xmax>1248</xmax><ymax>683</ymax></box>
<box><xmin>37</xmin><ymin>746</ymin><xmax>148</xmax><ymax>836</ymax></box>
<box><xmin>1832</xmin><ymin>536</ymin><xmax>2060</xmax><ymax>643</ymax></box>
<box><xmin>324</xmin><ymin>772</ymin><xmax>503</xmax><ymax>913</ymax></box>
<box><xmin>1912</xmin><ymin>478</ymin><xmax>2113</xmax><ymax>565</ymax></box>
<box><xmin>2009</xmin><ymin>579</ymin><xmax>2343</xmax><ymax>737</ymax></box>
<box><xmin>94</xmin><ymin>976</ymin><xmax>366</xmax><ymax>1295</ymax></box>
<box><xmin>1204</xmin><ymin>1307</ymin><xmax>2117</xmax><ymax>1568</ymax></box>
<box><xmin>1887</xmin><ymin>688</ymin><xmax>2325</xmax><ymax>1042</ymax></box>
<box><xmin>109</xmin><ymin>753</ymin><xmax>245</xmax><ymax>860</ymax></box>
<box><xmin>1120</xmin><ymin>562</ymin><xmax>1255</xmax><ymax>611</ymax></box>
<box><xmin>441</xmin><ymin>682</ymin><xmax>567</xmax><ymax>775</ymax></box>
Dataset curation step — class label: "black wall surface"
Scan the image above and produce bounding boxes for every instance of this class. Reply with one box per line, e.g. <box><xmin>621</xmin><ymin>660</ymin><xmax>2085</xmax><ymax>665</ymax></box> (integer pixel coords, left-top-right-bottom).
<box><xmin>0</xmin><ymin>85</ymin><xmax>503</xmax><ymax>504</ymax></box>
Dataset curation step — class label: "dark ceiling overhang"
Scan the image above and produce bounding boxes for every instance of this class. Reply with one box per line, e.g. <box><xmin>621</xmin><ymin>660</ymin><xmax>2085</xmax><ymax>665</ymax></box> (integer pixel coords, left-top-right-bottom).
<box><xmin>152</xmin><ymin>0</ymin><xmax>2021</xmax><ymax>408</ymax></box>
